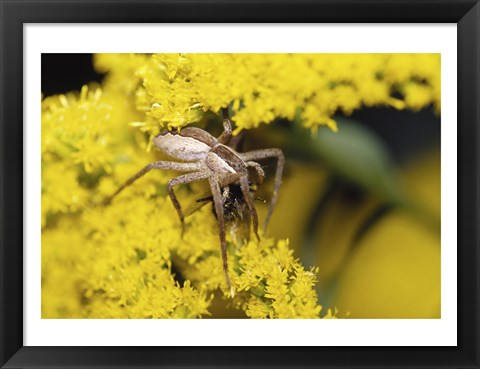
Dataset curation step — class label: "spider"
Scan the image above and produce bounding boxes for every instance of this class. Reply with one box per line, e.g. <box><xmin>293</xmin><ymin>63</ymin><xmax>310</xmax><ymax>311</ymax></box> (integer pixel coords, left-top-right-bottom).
<box><xmin>103</xmin><ymin>112</ymin><xmax>285</xmax><ymax>296</ymax></box>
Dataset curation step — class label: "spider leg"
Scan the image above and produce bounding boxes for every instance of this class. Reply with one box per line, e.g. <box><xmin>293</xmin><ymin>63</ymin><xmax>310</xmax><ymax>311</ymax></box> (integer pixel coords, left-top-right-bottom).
<box><xmin>239</xmin><ymin>175</ymin><xmax>260</xmax><ymax>241</ymax></box>
<box><xmin>240</xmin><ymin>203</ymin><xmax>251</xmax><ymax>242</ymax></box>
<box><xmin>217</xmin><ymin>110</ymin><xmax>232</xmax><ymax>145</ymax></box>
<box><xmin>167</xmin><ymin>171</ymin><xmax>212</xmax><ymax>237</ymax></box>
<box><xmin>102</xmin><ymin>161</ymin><xmax>200</xmax><ymax>205</ymax></box>
<box><xmin>228</xmin><ymin>130</ymin><xmax>245</xmax><ymax>151</ymax></box>
<box><xmin>240</xmin><ymin>149</ymin><xmax>285</xmax><ymax>234</ymax></box>
<box><xmin>245</xmin><ymin>161</ymin><xmax>265</xmax><ymax>184</ymax></box>
<box><xmin>209</xmin><ymin>175</ymin><xmax>234</xmax><ymax>297</ymax></box>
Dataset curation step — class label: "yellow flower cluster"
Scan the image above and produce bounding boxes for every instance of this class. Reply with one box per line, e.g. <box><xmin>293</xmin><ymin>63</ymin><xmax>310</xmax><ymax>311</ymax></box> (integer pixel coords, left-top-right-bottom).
<box><xmin>234</xmin><ymin>240</ymin><xmax>323</xmax><ymax>318</ymax></box>
<box><xmin>42</xmin><ymin>53</ymin><xmax>439</xmax><ymax>319</ymax></box>
<box><xmin>42</xmin><ymin>195</ymin><xmax>213</xmax><ymax>318</ymax></box>
<box><xmin>94</xmin><ymin>53</ymin><xmax>440</xmax><ymax>136</ymax></box>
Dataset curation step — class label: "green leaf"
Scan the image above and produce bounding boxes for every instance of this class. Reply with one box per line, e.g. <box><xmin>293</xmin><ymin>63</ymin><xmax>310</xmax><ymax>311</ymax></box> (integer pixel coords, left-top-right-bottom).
<box><xmin>316</xmin><ymin>118</ymin><xmax>403</xmax><ymax>202</ymax></box>
<box><xmin>291</xmin><ymin>117</ymin><xmax>404</xmax><ymax>204</ymax></box>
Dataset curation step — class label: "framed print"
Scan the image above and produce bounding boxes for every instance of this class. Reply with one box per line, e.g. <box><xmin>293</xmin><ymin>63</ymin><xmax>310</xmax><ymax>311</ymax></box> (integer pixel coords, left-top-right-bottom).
<box><xmin>1</xmin><ymin>0</ymin><xmax>479</xmax><ymax>368</ymax></box>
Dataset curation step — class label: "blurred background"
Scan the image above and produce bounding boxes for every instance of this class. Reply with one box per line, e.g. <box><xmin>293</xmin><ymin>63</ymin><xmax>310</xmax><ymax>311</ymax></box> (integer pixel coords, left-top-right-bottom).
<box><xmin>42</xmin><ymin>54</ymin><xmax>441</xmax><ymax>318</ymax></box>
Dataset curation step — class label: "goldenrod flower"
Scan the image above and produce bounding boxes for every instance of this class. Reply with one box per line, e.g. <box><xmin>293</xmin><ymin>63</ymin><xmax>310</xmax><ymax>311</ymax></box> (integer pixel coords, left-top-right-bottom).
<box><xmin>94</xmin><ymin>53</ymin><xmax>440</xmax><ymax>135</ymax></box>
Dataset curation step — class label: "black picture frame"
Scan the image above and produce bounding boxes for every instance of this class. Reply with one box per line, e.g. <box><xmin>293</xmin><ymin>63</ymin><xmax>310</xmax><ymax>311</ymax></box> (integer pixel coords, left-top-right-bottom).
<box><xmin>1</xmin><ymin>1</ymin><xmax>479</xmax><ymax>368</ymax></box>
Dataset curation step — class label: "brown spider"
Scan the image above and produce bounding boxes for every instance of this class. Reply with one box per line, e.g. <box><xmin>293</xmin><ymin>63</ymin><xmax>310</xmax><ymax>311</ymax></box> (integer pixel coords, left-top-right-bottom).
<box><xmin>104</xmin><ymin>113</ymin><xmax>284</xmax><ymax>296</ymax></box>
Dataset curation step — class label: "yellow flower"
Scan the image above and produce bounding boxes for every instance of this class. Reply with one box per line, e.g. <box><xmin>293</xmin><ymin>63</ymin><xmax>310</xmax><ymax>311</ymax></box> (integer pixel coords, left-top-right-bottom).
<box><xmin>94</xmin><ymin>53</ymin><xmax>440</xmax><ymax>138</ymax></box>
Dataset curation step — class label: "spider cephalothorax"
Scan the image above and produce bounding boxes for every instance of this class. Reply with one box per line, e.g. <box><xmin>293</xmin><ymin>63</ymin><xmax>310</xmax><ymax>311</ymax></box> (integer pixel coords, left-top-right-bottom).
<box><xmin>104</xmin><ymin>113</ymin><xmax>285</xmax><ymax>296</ymax></box>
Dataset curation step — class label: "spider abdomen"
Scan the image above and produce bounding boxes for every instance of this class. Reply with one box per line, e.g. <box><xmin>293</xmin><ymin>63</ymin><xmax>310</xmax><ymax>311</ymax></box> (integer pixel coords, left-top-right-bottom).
<box><xmin>153</xmin><ymin>131</ymin><xmax>213</xmax><ymax>161</ymax></box>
